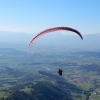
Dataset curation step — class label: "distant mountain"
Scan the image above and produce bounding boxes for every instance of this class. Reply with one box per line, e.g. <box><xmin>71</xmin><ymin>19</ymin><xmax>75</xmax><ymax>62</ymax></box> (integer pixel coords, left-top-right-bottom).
<box><xmin>0</xmin><ymin>31</ymin><xmax>33</xmax><ymax>44</ymax></box>
<box><xmin>0</xmin><ymin>31</ymin><xmax>100</xmax><ymax>51</ymax></box>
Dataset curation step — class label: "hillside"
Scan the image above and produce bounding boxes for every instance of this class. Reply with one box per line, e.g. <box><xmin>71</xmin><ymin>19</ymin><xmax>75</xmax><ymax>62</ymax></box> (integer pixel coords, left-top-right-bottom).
<box><xmin>0</xmin><ymin>81</ymin><xmax>74</xmax><ymax>100</ymax></box>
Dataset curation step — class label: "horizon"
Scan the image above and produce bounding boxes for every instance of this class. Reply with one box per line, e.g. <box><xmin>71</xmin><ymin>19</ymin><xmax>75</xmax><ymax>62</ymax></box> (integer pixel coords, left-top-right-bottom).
<box><xmin>0</xmin><ymin>32</ymin><xmax>100</xmax><ymax>52</ymax></box>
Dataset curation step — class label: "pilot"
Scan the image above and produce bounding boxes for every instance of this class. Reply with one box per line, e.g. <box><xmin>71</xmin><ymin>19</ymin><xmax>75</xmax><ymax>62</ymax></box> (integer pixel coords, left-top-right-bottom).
<box><xmin>58</xmin><ymin>68</ymin><xmax>63</xmax><ymax>76</ymax></box>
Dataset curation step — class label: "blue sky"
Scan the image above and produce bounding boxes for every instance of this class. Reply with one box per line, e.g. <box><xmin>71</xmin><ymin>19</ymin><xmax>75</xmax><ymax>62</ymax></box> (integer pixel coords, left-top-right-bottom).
<box><xmin>0</xmin><ymin>0</ymin><xmax>100</xmax><ymax>34</ymax></box>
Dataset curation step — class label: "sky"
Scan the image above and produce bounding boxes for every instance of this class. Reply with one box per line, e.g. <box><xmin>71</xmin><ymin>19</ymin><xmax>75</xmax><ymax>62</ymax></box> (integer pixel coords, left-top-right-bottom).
<box><xmin>0</xmin><ymin>0</ymin><xmax>100</xmax><ymax>34</ymax></box>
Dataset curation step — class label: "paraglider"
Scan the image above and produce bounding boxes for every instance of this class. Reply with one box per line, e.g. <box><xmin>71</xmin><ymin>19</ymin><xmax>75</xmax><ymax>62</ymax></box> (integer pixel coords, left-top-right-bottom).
<box><xmin>58</xmin><ymin>68</ymin><xmax>63</xmax><ymax>76</ymax></box>
<box><xmin>29</xmin><ymin>27</ymin><xmax>83</xmax><ymax>48</ymax></box>
<box><xmin>29</xmin><ymin>26</ymin><xmax>83</xmax><ymax>76</ymax></box>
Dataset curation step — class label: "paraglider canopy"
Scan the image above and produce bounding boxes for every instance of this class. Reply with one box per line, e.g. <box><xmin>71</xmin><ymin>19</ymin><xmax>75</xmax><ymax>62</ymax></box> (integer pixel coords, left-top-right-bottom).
<box><xmin>29</xmin><ymin>27</ymin><xmax>83</xmax><ymax>48</ymax></box>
